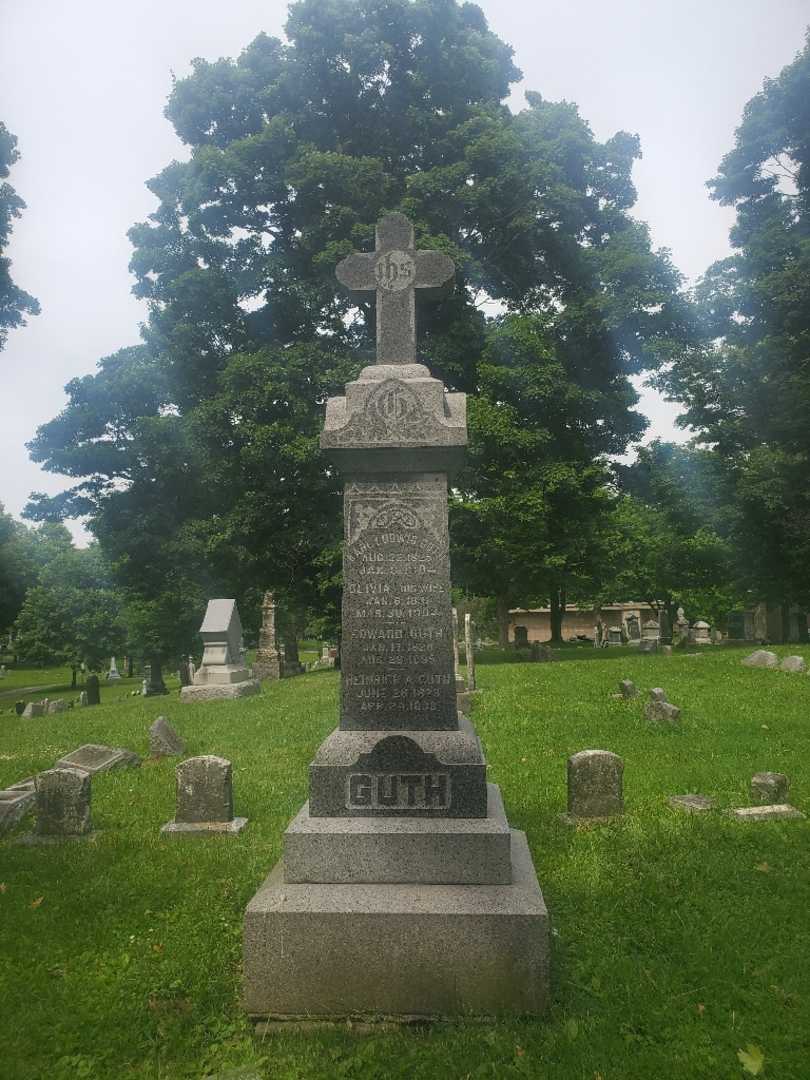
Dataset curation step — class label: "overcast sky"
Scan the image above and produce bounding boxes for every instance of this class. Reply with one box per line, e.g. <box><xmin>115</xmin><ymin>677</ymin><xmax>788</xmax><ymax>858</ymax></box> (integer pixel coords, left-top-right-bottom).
<box><xmin>1</xmin><ymin>0</ymin><xmax>808</xmax><ymax>542</ymax></box>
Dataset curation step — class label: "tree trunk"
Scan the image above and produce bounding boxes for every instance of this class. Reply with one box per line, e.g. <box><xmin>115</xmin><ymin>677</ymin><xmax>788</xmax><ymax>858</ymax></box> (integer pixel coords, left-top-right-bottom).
<box><xmin>496</xmin><ymin>595</ymin><xmax>511</xmax><ymax>648</ymax></box>
<box><xmin>549</xmin><ymin>586</ymin><xmax>566</xmax><ymax>644</ymax></box>
<box><xmin>126</xmin><ymin>655</ymin><xmax>134</xmax><ymax>678</ymax></box>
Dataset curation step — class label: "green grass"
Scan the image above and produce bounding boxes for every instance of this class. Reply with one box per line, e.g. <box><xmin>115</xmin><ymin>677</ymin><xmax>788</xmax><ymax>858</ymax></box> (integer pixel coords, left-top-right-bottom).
<box><xmin>2</xmin><ymin>648</ymin><xmax>809</xmax><ymax>1079</ymax></box>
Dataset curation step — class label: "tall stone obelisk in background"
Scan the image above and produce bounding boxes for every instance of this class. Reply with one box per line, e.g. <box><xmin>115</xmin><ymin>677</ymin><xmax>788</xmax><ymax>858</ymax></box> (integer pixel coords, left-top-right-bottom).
<box><xmin>243</xmin><ymin>214</ymin><xmax>549</xmax><ymax>1019</ymax></box>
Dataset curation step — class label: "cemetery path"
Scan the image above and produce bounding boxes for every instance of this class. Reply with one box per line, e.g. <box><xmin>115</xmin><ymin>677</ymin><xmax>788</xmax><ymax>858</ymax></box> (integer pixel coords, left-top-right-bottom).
<box><xmin>0</xmin><ymin>681</ymin><xmax>69</xmax><ymax>700</ymax></box>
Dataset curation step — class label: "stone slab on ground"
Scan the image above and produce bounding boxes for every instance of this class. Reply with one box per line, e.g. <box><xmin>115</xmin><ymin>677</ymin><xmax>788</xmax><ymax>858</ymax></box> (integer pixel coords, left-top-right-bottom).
<box><xmin>779</xmin><ymin>655</ymin><xmax>806</xmax><ymax>673</ymax></box>
<box><xmin>55</xmin><ymin>744</ymin><xmax>141</xmax><ymax>776</ymax></box>
<box><xmin>284</xmin><ymin>783</ymin><xmax>511</xmax><ymax>885</ymax></box>
<box><xmin>180</xmin><ymin>680</ymin><xmax>260</xmax><ymax>702</ymax></box>
<box><xmin>667</xmin><ymin>794</ymin><xmax>716</xmax><ymax>813</ymax></box>
<box><xmin>160</xmin><ymin>816</ymin><xmax>248</xmax><ymax>837</ymax></box>
<box><xmin>243</xmin><ymin>829</ymin><xmax>549</xmax><ymax>1020</ymax></box>
<box><xmin>0</xmin><ymin>787</ymin><xmax>36</xmax><ymax>832</ymax></box>
<box><xmin>751</xmin><ymin>772</ymin><xmax>789</xmax><ymax>804</ymax></box>
<box><xmin>742</xmin><ymin>650</ymin><xmax>778</xmax><ymax>668</ymax></box>
<box><xmin>149</xmin><ymin>716</ymin><xmax>185</xmax><ymax>757</ymax></box>
<box><xmin>728</xmin><ymin>804</ymin><xmax>805</xmax><ymax>821</ymax></box>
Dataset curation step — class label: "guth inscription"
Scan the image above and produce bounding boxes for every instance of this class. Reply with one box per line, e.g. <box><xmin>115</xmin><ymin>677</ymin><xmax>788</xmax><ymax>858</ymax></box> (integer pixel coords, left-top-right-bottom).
<box><xmin>347</xmin><ymin>772</ymin><xmax>451</xmax><ymax>810</ymax></box>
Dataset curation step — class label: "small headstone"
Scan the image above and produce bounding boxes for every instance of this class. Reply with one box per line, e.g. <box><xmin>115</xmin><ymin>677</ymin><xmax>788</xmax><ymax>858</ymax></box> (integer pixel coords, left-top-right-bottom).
<box><xmin>22</xmin><ymin>702</ymin><xmax>45</xmax><ymax>718</ymax></box>
<box><xmin>79</xmin><ymin>691</ymin><xmax>88</xmax><ymax>707</ymax></box>
<box><xmin>46</xmin><ymin>699</ymin><xmax>67</xmax><ymax>714</ymax></box>
<box><xmin>55</xmin><ymin>744</ymin><xmax>141</xmax><ymax>776</ymax></box>
<box><xmin>641</xmin><ymin>618</ymin><xmax>660</xmax><ymax>644</ymax></box>
<box><xmin>667</xmin><ymin>794</ymin><xmax>715</xmax><ymax>813</ymax></box>
<box><xmin>644</xmin><ymin>688</ymin><xmax>681</xmax><ymax>724</ymax></box>
<box><xmin>673</xmin><ymin>607</ymin><xmax>690</xmax><ymax>644</ymax></box>
<box><xmin>86</xmin><ymin>674</ymin><xmax>101</xmax><ymax>705</ymax></box>
<box><xmin>149</xmin><ymin>716</ymin><xmax>185</xmax><ymax>757</ymax></box>
<box><xmin>161</xmin><ymin>755</ymin><xmax>247</xmax><ymax>836</ymax></box>
<box><xmin>619</xmin><ymin>679</ymin><xmax>638</xmax><ymax>700</ymax></box>
<box><xmin>779</xmin><ymin>655</ymin><xmax>806</xmax><ymax>674</ymax></box>
<box><xmin>742</xmin><ymin>650</ymin><xmax>778</xmax><ymax>669</ymax></box>
<box><xmin>14</xmin><ymin>700</ymin><xmax>24</xmax><ymax>716</ymax></box>
<box><xmin>728</xmin><ymin>804</ymin><xmax>805</xmax><ymax>822</ymax></box>
<box><xmin>751</xmin><ymin>771</ymin><xmax>789</xmax><ymax>804</ymax></box>
<box><xmin>34</xmin><ymin>767</ymin><xmax>93</xmax><ymax>838</ymax></box>
<box><xmin>564</xmin><ymin>750</ymin><xmax>624</xmax><ymax>823</ymax></box>
<box><xmin>661</xmin><ymin>645</ymin><xmax>673</xmax><ymax>656</ymax></box>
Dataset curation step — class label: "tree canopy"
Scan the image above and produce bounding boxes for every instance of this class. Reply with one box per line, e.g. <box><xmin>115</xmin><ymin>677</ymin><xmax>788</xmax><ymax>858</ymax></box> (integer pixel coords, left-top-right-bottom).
<box><xmin>27</xmin><ymin>0</ymin><xmax>693</xmax><ymax>652</ymax></box>
<box><xmin>0</xmin><ymin>121</ymin><xmax>39</xmax><ymax>352</ymax></box>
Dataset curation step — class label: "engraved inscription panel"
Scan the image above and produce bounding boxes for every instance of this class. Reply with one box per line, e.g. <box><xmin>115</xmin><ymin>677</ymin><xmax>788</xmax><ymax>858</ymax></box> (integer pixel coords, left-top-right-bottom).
<box><xmin>374</xmin><ymin>250</ymin><xmax>415</xmax><ymax>292</ymax></box>
<box><xmin>347</xmin><ymin>772</ymin><xmax>451</xmax><ymax>810</ymax></box>
<box><xmin>340</xmin><ymin>475</ymin><xmax>457</xmax><ymax>730</ymax></box>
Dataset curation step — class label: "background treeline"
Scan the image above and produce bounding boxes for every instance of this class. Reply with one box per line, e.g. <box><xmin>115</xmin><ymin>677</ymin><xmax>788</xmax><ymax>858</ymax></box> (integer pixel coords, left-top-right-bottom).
<box><xmin>2</xmin><ymin>1</ymin><xmax>808</xmax><ymax>660</ymax></box>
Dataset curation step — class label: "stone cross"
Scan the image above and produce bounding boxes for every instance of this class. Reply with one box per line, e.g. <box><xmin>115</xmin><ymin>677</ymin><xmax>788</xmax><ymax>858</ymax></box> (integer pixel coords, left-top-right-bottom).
<box><xmin>335</xmin><ymin>213</ymin><xmax>455</xmax><ymax>364</ymax></box>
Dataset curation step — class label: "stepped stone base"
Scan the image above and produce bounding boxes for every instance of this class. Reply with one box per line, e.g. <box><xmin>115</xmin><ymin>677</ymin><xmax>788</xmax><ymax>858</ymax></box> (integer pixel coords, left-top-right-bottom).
<box><xmin>284</xmin><ymin>783</ymin><xmax>511</xmax><ymax>885</ymax></box>
<box><xmin>243</xmin><ymin>830</ymin><xmax>549</xmax><ymax>1020</ymax></box>
<box><xmin>160</xmin><ymin>816</ymin><xmax>248</xmax><ymax>837</ymax></box>
<box><xmin>180</xmin><ymin>680</ymin><xmax>260</xmax><ymax>702</ymax></box>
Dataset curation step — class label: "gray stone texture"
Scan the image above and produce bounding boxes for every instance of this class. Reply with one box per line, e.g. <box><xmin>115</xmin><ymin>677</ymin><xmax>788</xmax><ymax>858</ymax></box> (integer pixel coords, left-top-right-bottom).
<box><xmin>85</xmin><ymin>675</ymin><xmax>100</xmax><ymax>705</ymax></box>
<box><xmin>308</xmin><ymin>721</ymin><xmax>487</xmax><ymax>819</ymax></box>
<box><xmin>751</xmin><ymin>771</ymin><xmax>789</xmax><ymax>804</ymax></box>
<box><xmin>619</xmin><ymin>679</ymin><xmax>638</xmax><ymax>699</ymax></box>
<box><xmin>0</xmin><ymin>787</ymin><xmax>36</xmax><ymax>833</ymax></box>
<box><xmin>729</xmin><ymin>804</ymin><xmax>805</xmax><ymax>821</ymax></box>
<box><xmin>174</xmin><ymin>755</ymin><xmax>234</xmax><ymax>824</ymax></box>
<box><xmin>667</xmin><ymin>794</ymin><xmax>716</xmax><ymax>813</ymax></box>
<box><xmin>284</xmin><ymin>784</ymin><xmax>512</xmax><ymax>885</ymax></box>
<box><xmin>779</xmin><ymin>655</ymin><xmax>806</xmax><ymax>673</ymax></box>
<box><xmin>21</xmin><ymin>701</ymin><xmax>44</xmax><ymax>718</ymax></box>
<box><xmin>46</xmin><ymin>699</ymin><xmax>67</xmax><ymax>714</ymax></box>
<box><xmin>181</xmin><ymin>599</ymin><xmax>260</xmax><ymax>701</ymax></box>
<box><xmin>742</xmin><ymin>650</ymin><xmax>778</xmax><ymax>668</ymax></box>
<box><xmin>253</xmin><ymin>591</ymin><xmax>282</xmax><ymax>681</ymax></box>
<box><xmin>244</xmin><ymin>830</ymin><xmax>549</xmax><ymax>1020</ymax></box>
<box><xmin>338</xmin><ymin>475</ymin><xmax>458</xmax><ymax>730</ymax></box>
<box><xmin>55</xmin><ymin>744</ymin><xmax>141</xmax><ymax>776</ymax></box>
<box><xmin>566</xmin><ymin>750</ymin><xmax>624</xmax><ymax>820</ymax></box>
<box><xmin>34</xmin><ymin>767</ymin><xmax>92</xmax><ymax>837</ymax></box>
<box><xmin>149</xmin><ymin>716</ymin><xmax>185</xmax><ymax>757</ymax></box>
<box><xmin>644</xmin><ymin>688</ymin><xmax>681</xmax><ymax>724</ymax></box>
<box><xmin>161</xmin><ymin>817</ymin><xmax>248</xmax><ymax>837</ymax></box>
<box><xmin>180</xmin><ymin>681</ymin><xmax>260</xmax><ymax>702</ymax></box>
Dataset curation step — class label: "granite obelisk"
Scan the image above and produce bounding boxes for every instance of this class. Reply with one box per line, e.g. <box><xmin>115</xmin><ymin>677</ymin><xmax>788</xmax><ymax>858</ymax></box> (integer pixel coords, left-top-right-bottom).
<box><xmin>243</xmin><ymin>214</ymin><xmax>549</xmax><ymax>1019</ymax></box>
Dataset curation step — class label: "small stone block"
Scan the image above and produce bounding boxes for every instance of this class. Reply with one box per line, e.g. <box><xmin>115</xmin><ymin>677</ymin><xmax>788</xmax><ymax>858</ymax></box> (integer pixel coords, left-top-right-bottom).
<box><xmin>175</xmin><ymin>755</ymin><xmax>234</xmax><ymax>823</ymax></box>
<box><xmin>243</xmin><ymin>830</ymin><xmax>549</xmax><ymax>1019</ymax></box>
<box><xmin>779</xmin><ymin>655</ymin><xmax>806</xmax><ymax>673</ymax></box>
<box><xmin>160</xmin><ymin>817</ymin><xmax>248</xmax><ymax>837</ymax></box>
<box><xmin>0</xmin><ymin>787</ymin><xmax>36</xmax><ymax>832</ymax></box>
<box><xmin>742</xmin><ymin>650</ymin><xmax>778</xmax><ymax>668</ymax></box>
<box><xmin>667</xmin><ymin>794</ymin><xmax>715</xmax><ymax>813</ymax></box>
<box><xmin>618</xmin><ymin>679</ymin><xmax>638</xmax><ymax>699</ymax></box>
<box><xmin>34</xmin><ymin>767</ymin><xmax>92</xmax><ymax>836</ymax></box>
<box><xmin>751</xmin><ymin>771</ymin><xmax>789</xmax><ymax>804</ymax></box>
<box><xmin>22</xmin><ymin>702</ymin><xmax>45</xmax><ymax>718</ymax></box>
<box><xmin>661</xmin><ymin>645</ymin><xmax>673</xmax><ymax>656</ymax></box>
<box><xmin>728</xmin><ymin>804</ymin><xmax>805</xmax><ymax>821</ymax></box>
<box><xmin>566</xmin><ymin>749</ymin><xmax>623</xmax><ymax>820</ymax></box>
<box><xmin>645</xmin><ymin>699</ymin><xmax>681</xmax><ymax>724</ymax></box>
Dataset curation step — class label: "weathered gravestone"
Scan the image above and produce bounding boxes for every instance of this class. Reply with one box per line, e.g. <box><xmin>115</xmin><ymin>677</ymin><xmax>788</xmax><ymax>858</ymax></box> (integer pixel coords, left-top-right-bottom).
<box><xmin>149</xmin><ymin>716</ymin><xmax>185</xmax><ymax>757</ymax></box>
<box><xmin>690</xmin><ymin>620</ymin><xmax>711</xmax><ymax>645</ymax></box>
<box><xmin>606</xmin><ymin>626</ymin><xmax>623</xmax><ymax>646</ymax></box>
<box><xmin>55</xmin><ymin>744</ymin><xmax>141</xmax><ymax>775</ymax></box>
<box><xmin>243</xmin><ymin>213</ymin><xmax>549</xmax><ymax>1021</ymax></box>
<box><xmin>86</xmin><ymin>674</ymin><xmax>101</xmax><ymax>705</ymax></box>
<box><xmin>21</xmin><ymin>701</ymin><xmax>45</xmax><ymax>718</ymax></box>
<box><xmin>30</xmin><ymin>767</ymin><xmax>93</xmax><ymax>840</ymax></box>
<box><xmin>667</xmin><ymin>794</ymin><xmax>715</xmax><ymax>814</ymax></box>
<box><xmin>564</xmin><ymin>750</ymin><xmax>624</xmax><ymax>823</ymax></box>
<box><xmin>253</xmin><ymin>591</ymin><xmax>283</xmax><ymax>680</ymax></box>
<box><xmin>618</xmin><ymin>679</ymin><xmax>638</xmax><ymax>700</ymax></box>
<box><xmin>751</xmin><ymin>771</ymin><xmax>789</xmax><ymax>804</ymax></box>
<box><xmin>181</xmin><ymin>599</ymin><xmax>260</xmax><ymax>701</ymax></box>
<box><xmin>644</xmin><ymin>687</ymin><xmax>681</xmax><ymax>725</ymax></box>
<box><xmin>46</xmin><ymin>699</ymin><xmax>67</xmax><ymax>714</ymax></box>
<box><xmin>779</xmin><ymin>655</ymin><xmax>806</xmax><ymax>673</ymax></box>
<box><xmin>161</xmin><ymin>755</ymin><xmax>247</xmax><ymax>836</ymax></box>
<box><xmin>742</xmin><ymin>650</ymin><xmax>778</xmax><ymax>669</ymax></box>
<box><xmin>107</xmin><ymin>656</ymin><xmax>121</xmax><ymax>680</ymax></box>
<box><xmin>143</xmin><ymin>659</ymin><xmax>169</xmax><ymax>696</ymax></box>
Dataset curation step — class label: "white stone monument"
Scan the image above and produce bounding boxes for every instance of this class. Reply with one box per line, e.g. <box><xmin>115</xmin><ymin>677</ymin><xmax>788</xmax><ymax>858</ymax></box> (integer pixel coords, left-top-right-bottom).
<box><xmin>180</xmin><ymin>599</ymin><xmax>260</xmax><ymax>702</ymax></box>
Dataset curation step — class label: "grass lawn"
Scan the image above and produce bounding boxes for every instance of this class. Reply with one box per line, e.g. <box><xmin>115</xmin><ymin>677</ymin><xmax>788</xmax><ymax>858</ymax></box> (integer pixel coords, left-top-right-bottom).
<box><xmin>1</xmin><ymin>646</ymin><xmax>809</xmax><ymax>1079</ymax></box>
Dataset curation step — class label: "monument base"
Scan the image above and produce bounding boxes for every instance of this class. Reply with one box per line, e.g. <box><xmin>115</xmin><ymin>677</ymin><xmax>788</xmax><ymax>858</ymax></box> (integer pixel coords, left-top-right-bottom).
<box><xmin>243</xmin><ymin>830</ymin><xmax>549</xmax><ymax>1020</ymax></box>
<box><xmin>180</xmin><ymin>680</ymin><xmax>260</xmax><ymax>702</ymax></box>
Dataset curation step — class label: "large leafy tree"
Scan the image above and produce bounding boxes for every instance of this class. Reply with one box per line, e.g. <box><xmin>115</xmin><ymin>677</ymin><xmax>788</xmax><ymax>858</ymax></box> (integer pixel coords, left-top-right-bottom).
<box><xmin>661</xmin><ymin>31</ymin><xmax>810</xmax><ymax>612</ymax></box>
<box><xmin>0</xmin><ymin>122</ymin><xmax>39</xmax><ymax>351</ymax></box>
<box><xmin>28</xmin><ymin>0</ymin><xmax>691</xmax><ymax>652</ymax></box>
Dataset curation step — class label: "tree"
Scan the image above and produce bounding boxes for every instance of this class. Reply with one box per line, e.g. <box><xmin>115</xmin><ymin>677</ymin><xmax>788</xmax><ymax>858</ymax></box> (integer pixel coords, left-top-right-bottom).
<box><xmin>660</xmin><ymin>31</ymin><xmax>810</xmax><ymax>612</ymax></box>
<box><xmin>0</xmin><ymin>122</ymin><xmax>39</xmax><ymax>351</ymax></box>
<box><xmin>27</xmin><ymin>0</ymin><xmax>691</xmax><ymax>650</ymax></box>
<box><xmin>13</xmin><ymin>543</ymin><xmax>126</xmax><ymax>673</ymax></box>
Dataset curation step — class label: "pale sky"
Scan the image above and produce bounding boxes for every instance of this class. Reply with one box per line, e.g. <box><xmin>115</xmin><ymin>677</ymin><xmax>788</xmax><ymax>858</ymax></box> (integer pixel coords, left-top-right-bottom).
<box><xmin>1</xmin><ymin>0</ymin><xmax>808</xmax><ymax>542</ymax></box>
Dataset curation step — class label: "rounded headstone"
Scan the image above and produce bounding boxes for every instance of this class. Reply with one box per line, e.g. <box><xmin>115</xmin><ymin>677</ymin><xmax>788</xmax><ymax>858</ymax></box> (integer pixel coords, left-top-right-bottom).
<box><xmin>175</xmin><ymin>755</ymin><xmax>233</xmax><ymax>824</ymax></box>
<box><xmin>742</xmin><ymin>650</ymin><xmax>779</xmax><ymax>669</ymax></box>
<box><xmin>567</xmin><ymin>750</ymin><xmax>624</xmax><ymax>820</ymax></box>
<box><xmin>34</xmin><ymin>767</ymin><xmax>92</xmax><ymax>837</ymax></box>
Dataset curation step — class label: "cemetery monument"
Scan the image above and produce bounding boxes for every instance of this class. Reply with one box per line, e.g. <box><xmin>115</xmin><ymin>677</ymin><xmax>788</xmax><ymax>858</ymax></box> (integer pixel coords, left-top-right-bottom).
<box><xmin>181</xmin><ymin>599</ymin><xmax>260</xmax><ymax>701</ymax></box>
<box><xmin>243</xmin><ymin>213</ymin><xmax>549</xmax><ymax>1020</ymax></box>
<box><xmin>253</xmin><ymin>591</ymin><xmax>283</xmax><ymax>680</ymax></box>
